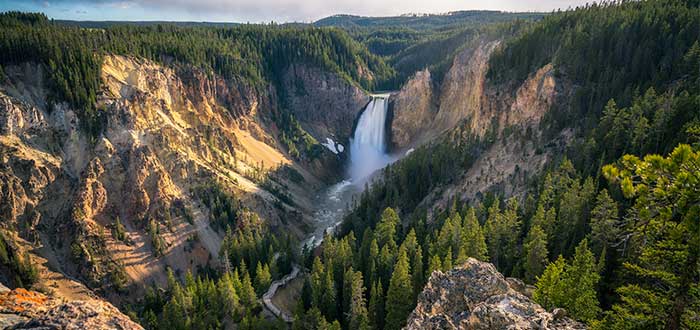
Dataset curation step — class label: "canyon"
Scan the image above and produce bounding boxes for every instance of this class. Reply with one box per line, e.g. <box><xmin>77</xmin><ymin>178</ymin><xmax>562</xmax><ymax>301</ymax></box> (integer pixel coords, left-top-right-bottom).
<box><xmin>0</xmin><ymin>29</ymin><xmax>568</xmax><ymax>328</ymax></box>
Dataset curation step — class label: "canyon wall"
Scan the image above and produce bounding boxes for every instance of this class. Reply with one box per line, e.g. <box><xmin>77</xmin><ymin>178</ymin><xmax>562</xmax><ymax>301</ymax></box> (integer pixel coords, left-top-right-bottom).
<box><xmin>0</xmin><ymin>55</ymin><xmax>369</xmax><ymax>304</ymax></box>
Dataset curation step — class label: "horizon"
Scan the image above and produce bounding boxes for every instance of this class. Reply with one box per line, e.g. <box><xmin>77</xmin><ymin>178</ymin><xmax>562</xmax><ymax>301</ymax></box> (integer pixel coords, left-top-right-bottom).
<box><xmin>1</xmin><ymin>0</ymin><xmax>592</xmax><ymax>24</ymax></box>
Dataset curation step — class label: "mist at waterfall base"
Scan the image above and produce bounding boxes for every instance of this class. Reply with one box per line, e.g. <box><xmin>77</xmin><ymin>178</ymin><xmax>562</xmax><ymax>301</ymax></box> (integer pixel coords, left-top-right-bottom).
<box><xmin>303</xmin><ymin>95</ymin><xmax>397</xmax><ymax>249</ymax></box>
<box><xmin>349</xmin><ymin>96</ymin><xmax>395</xmax><ymax>184</ymax></box>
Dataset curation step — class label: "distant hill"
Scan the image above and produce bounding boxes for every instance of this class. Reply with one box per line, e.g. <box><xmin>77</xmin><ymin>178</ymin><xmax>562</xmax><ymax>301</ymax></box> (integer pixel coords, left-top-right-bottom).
<box><xmin>55</xmin><ymin>20</ymin><xmax>240</xmax><ymax>28</ymax></box>
<box><xmin>314</xmin><ymin>10</ymin><xmax>545</xmax><ymax>30</ymax></box>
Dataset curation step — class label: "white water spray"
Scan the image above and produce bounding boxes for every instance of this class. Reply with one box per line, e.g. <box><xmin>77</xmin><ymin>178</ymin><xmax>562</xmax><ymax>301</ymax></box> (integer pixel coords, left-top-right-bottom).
<box><xmin>350</xmin><ymin>94</ymin><xmax>392</xmax><ymax>182</ymax></box>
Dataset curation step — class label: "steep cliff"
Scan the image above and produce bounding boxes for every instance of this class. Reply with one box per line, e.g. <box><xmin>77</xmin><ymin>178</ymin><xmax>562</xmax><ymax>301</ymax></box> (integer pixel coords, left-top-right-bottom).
<box><xmin>388</xmin><ymin>37</ymin><xmax>570</xmax><ymax>216</ymax></box>
<box><xmin>405</xmin><ymin>259</ymin><xmax>585</xmax><ymax>330</ymax></box>
<box><xmin>281</xmin><ymin>63</ymin><xmax>370</xmax><ymax>143</ymax></box>
<box><xmin>388</xmin><ymin>69</ymin><xmax>436</xmax><ymax>150</ymax></box>
<box><xmin>0</xmin><ymin>53</ymin><xmax>371</xmax><ymax>306</ymax></box>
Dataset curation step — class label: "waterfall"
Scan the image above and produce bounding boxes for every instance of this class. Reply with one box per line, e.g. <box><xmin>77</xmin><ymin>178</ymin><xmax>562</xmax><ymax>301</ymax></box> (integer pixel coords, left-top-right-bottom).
<box><xmin>350</xmin><ymin>94</ymin><xmax>392</xmax><ymax>182</ymax></box>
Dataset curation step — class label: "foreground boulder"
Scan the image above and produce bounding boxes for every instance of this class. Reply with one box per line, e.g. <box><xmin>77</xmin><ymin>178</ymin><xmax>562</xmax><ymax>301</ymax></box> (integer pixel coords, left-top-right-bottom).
<box><xmin>0</xmin><ymin>286</ymin><xmax>142</xmax><ymax>330</ymax></box>
<box><xmin>405</xmin><ymin>258</ymin><xmax>586</xmax><ymax>330</ymax></box>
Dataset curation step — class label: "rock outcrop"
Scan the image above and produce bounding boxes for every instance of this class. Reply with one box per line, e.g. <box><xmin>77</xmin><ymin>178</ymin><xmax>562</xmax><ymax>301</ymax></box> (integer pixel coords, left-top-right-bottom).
<box><xmin>389</xmin><ymin>69</ymin><xmax>436</xmax><ymax>150</ymax></box>
<box><xmin>0</xmin><ymin>285</ymin><xmax>142</xmax><ymax>330</ymax></box>
<box><xmin>281</xmin><ymin>63</ymin><xmax>370</xmax><ymax>143</ymax></box>
<box><xmin>405</xmin><ymin>258</ymin><xmax>586</xmax><ymax>330</ymax></box>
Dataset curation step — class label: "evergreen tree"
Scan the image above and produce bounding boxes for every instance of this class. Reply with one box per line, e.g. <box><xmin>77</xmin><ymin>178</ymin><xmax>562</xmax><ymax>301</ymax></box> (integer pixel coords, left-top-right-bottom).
<box><xmin>523</xmin><ymin>225</ymin><xmax>548</xmax><ymax>283</ymax></box>
<box><xmin>254</xmin><ymin>262</ymin><xmax>272</xmax><ymax>295</ymax></box>
<box><xmin>460</xmin><ymin>208</ymin><xmax>488</xmax><ymax>261</ymax></box>
<box><xmin>588</xmin><ymin>189</ymin><xmax>619</xmax><ymax>255</ymax></box>
<box><xmin>600</xmin><ymin>145</ymin><xmax>700</xmax><ymax>330</ymax></box>
<box><xmin>310</xmin><ymin>256</ymin><xmax>325</xmax><ymax>309</ymax></box>
<box><xmin>442</xmin><ymin>246</ymin><xmax>453</xmax><ymax>271</ymax></box>
<box><xmin>368</xmin><ymin>280</ymin><xmax>385</xmax><ymax>330</ymax></box>
<box><xmin>240</xmin><ymin>269</ymin><xmax>257</xmax><ymax>309</ymax></box>
<box><xmin>376</xmin><ymin>208</ymin><xmax>399</xmax><ymax>248</ymax></box>
<box><xmin>411</xmin><ymin>245</ymin><xmax>424</xmax><ymax>300</ymax></box>
<box><xmin>533</xmin><ymin>255</ymin><xmax>566</xmax><ymax>311</ymax></box>
<box><xmin>321</xmin><ymin>267</ymin><xmax>337</xmax><ymax>321</ymax></box>
<box><xmin>561</xmin><ymin>239</ymin><xmax>600</xmax><ymax>322</ymax></box>
<box><xmin>533</xmin><ymin>240</ymin><xmax>600</xmax><ymax>323</ymax></box>
<box><xmin>345</xmin><ymin>269</ymin><xmax>369</xmax><ymax>330</ymax></box>
<box><xmin>384</xmin><ymin>248</ymin><xmax>413</xmax><ymax>330</ymax></box>
<box><xmin>217</xmin><ymin>272</ymin><xmax>240</xmax><ymax>319</ymax></box>
<box><xmin>427</xmin><ymin>254</ymin><xmax>442</xmax><ymax>278</ymax></box>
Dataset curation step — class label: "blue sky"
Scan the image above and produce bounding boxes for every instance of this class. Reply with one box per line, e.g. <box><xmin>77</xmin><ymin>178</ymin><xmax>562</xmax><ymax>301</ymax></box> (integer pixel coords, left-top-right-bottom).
<box><xmin>1</xmin><ymin>0</ymin><xmax>593</xmax><ymax>23</ymax></box>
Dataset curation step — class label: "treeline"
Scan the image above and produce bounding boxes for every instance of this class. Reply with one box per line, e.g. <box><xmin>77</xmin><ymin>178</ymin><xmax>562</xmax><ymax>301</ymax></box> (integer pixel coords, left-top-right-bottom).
<box><xmin>488</xmin><ymin>0</ymin><xmax>700</xmax><ymax>132</ymax></box>
<box><xmin>130</xmin><ymin>268</ymin><xmax>285</xmax><ymax>330</ymax></box>
<box><xmin>321</xmin><ymin>11</ymin><xmax>543</xmax><ymax>88</ymax></box>
<box><xmin>0</xmin><ymin>11</ymin><xmax>395</xmax><ymax>138</ymax></box>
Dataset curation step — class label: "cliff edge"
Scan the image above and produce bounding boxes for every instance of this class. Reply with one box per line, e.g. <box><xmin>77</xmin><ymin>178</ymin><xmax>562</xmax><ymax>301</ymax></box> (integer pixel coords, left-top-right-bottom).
<box><xmin>405</xmin><ymin>258</ymin><xmax>585</xmax><ymax>330</ymax></box>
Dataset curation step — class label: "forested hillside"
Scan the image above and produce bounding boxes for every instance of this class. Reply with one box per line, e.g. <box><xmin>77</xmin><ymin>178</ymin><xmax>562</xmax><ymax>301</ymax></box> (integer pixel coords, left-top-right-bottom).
<box><xmin>293</xmin><ymin>1</ymin><xmax>700</xmax><ymax>330</ymax></box>
<box><xmin>316</xmin><ymin>11</ymin><xmax>543</xmax><ymax>88</ymax></box>
<box><xmin>0</xmin><ymin>12</ymin><xmax>394</xmax><ymax>139</ymax></box>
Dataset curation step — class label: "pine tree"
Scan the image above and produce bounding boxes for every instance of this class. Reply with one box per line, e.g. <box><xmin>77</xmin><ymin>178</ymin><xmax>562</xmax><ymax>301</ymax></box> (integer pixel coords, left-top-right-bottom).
<box><xmin>561</xmin><ymin>239</ymin><xmax>600</xmax><ymax>322</ymax></box>
<box><xmin>589</xmin><ymin>189</ymin><xmax>619</xmax><ymax>255</ymax></box>
<box><xmin>530</xmin><ymin>204</ymin><xmax>555</xmax><ymax>238</ymax></box>
<box><xmin>442</xmin><ymin>246</ymin><xmax>453</xmax><ymax>271</ymax></box>
<box><xmin>368</xmin><ymin>280</ymin><xmax>385</xmax><ymax>330</ymax></box>
<box><xmin>411</xmin><ymin>245</ymin><xmax>424</xmax><ymax>300</ymax></box>
<box><xmin>484</xmin><ymin>199</ymin><xmax>501</xmax><ymax>267</ymax></box>
<box><xmin>345</xmin><ymin>269</ymin><xmax>369</xmax><ymax>330</ymax></box>
<box><xmin>321</xmin><ymin>267</ymin><xmax>337</xmax><ymax>321</ymax></box>
<box><xmin>600</xmin><ymin>145</ymin><xmax>700</xmax><ymax>330</ymax></box>
<box><xmin>533</xmin><ymin>255</ymin><xmax>566</xmax><ymax>311</ymax></box>
<box><xmin>310</xmin><ymin>256</ymin><xmax>324</xmax><ymax>309</ymax></box>
<box><xmin>240</xmin><ymin>269</ymin><xmax>257</xmax><ymax>308</ymax></box>
<box><xmin>427</xmin><ymin>254</ymin><xmax>442</xmax><ymax>278</ymax></box>
<box><xmin>460</xmin><ymin>208</ymin><xmax>488</xmax><ymax>261</ymax></box>
<box><xmin>435</xmin><ymin>216</ymin><xmax>454</xmax><ymax>257</ymax></box>
<box><xmin>384</xmin><ymin>248</ymin><xmax>413</xmax><ymax>330</ymax></box>
<box><xmin>254</xmin><ymin>262</ymin><xmax>271</xmax><ymax>295</ymax></box>
<box><xmin>217</xmin><ymin>272</ymin><xmax>240</xmax><ymax>319</ymax></box>
<box><xmin>376</xmin><ymin>207</ymin><xmax>399</xmax><ymax>249</ymax></box>
<box><xmin>523</xmin><ymin>225</ymin><xmax>548</xmax><ymax>283</ymax></box>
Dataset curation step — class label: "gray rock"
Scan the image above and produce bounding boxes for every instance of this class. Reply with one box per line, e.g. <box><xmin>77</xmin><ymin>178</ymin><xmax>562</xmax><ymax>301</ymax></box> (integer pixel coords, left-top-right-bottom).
<box><xmin>404</xmin><ymin>258</ymin><xmax>586</xmax><ymax>330</ymax></box>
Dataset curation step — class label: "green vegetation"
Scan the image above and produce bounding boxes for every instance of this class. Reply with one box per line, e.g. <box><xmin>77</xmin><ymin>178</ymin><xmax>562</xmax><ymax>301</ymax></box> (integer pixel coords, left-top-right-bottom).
<box><xmin>131</xmin><ymin>268</ymin><xmax>286</xmax><ymax>330</ymax></box>
<box><xmin>0</xmin><ymin>11</ymin><xmax>394</xmax><ymax>143</ymax></box>
<box><xmin>596</xmin><ymin>144</ymin><xmax>700</xmax><ymax>329</ymax></box>
<box><xmin>318</xmin><ymin>11</ymin><xmax>542</xmax><ymax>88</ymax></box>
<box><xmin>294</xmin><ymin>1</ymin><xmax>700</xmax><ymax>329</ymax></box>
<box><xmin>0</xmin><ymin>233</ymin><xmax>39</xmax><ymax>288</ymax></box>
<box><xmin>194</xmin><ymin>183</ymin><xmax>243</xmax><ymax>233</ymax></box>
<box><xmin>488</xmin><ymin>0</ymin><xmax>700</xmax><ymax>137</ymax></box>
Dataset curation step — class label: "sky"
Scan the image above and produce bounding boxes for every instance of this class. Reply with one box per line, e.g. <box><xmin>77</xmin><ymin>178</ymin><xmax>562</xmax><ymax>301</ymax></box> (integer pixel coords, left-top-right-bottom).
<box><xmin>0</xmin><ymin>0</ymin><xmax>593</xmax><ymax>23</ymax></box>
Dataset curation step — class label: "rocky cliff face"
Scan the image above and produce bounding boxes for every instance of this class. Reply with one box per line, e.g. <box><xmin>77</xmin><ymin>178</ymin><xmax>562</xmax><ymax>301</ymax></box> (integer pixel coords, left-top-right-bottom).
<box><xmin>433</xmin><ymin>40</ymin><xmax>502</xmax><ymax>136</ymax></box>
<box><xmin>0</xmin><ymin>284</ymin><xmax>142</xmax><ymax>330</ymax></box>
<box><xmin>389</xmin><ymin>69</ymin><xmax>436</xmax><ymax>150</ymax></box>
<box><xmin>388</xmin><ymin>37</ymin><xmax>571</xmax><ymax>217</ymax></box>
<box><xmin>406</xmin><ymin>258</ymin><xmax>586</xmax><ymax>330</ymax></box>
<box><xmin>280</xmin><ymin>63</ymin><xmax>370</xmax><ymax>143</ymax></box>
<box><xmin>0</xmin><ymin>54</ymin><xmax>370</xmax><ymax>307</ymax></box>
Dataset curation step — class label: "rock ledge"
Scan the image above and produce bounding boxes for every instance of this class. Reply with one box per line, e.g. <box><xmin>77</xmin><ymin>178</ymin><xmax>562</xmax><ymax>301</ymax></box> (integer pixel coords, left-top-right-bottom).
<box><xmin>404</xmin><ymin>258</ymin><xmax>586</xmax><ymax>330</ymax></box>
